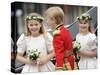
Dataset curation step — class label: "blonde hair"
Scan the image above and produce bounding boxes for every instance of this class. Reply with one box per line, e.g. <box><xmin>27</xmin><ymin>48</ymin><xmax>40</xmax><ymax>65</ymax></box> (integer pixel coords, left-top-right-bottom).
<box><xmin>88</xmin><ymin>21</ymin><xmax>94</xmax><ymax>33</ymax></box>
<box><xmin>25</xmin><ymin>13</ymin><xmax>46</xmax><ymax>36</ymax></box>
<box><xmin>45</xmin><ymin>6</ymin><xmax>64</xmax><ymax>25</ymax></box>
<box><xmin>78</xmin><ymin>13</ymin><xmax>94</xmax><ymax>33</ymax></box>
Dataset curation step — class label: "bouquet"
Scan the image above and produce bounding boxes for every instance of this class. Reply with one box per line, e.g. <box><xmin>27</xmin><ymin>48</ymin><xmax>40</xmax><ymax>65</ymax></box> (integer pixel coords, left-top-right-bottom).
<box><xmin>73</xmin><ymin>41</ymin><xmax>81</xmax><ymax>52</ymax></box>
<box><xmin>27</xmin><ymin>49</ymin><xmax>40</xmax><ymax>61</ymax></box>
<box><xmin>73</xmin><ymin>41</ymin><xmax>81</xmax><ymax>69</ymax></box>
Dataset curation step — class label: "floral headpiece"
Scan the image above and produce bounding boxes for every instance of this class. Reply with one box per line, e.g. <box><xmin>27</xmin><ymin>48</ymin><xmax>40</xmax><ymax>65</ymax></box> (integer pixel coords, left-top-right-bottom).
<box><xmin>26</xmin><ymin>15</ymin><xmax>44</xmax><ymax>23</ymax></box>
<box><xmin>77</xmin><ymin>14</ymin><xmax>92</xmax><ymax>21</ymax></box>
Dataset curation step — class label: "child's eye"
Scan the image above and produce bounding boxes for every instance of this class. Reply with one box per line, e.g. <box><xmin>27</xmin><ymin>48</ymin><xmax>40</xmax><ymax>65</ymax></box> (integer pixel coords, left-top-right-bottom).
<box><xmin>80</xmin><ymin>22</ymin><xmax>87</xmax><ymax>24</ymax></box>
<box><xmin>35</xmin><ymin>24</ymin><xmax>38</xmax><ymax>26</ymax></box>
<box><xmin>83</xmin><ymin>22</ymin><xmax>87</xmax><ymax>24</ymax></box>
<box><xmin>83</xmin><ymin>22</ymin><xmax>88</xmax><ymax>24</ymax></box>
<box><xmin>30</xmin><ymin>24</ymin><xmax>33</xmax><ymax>26</ymax></box>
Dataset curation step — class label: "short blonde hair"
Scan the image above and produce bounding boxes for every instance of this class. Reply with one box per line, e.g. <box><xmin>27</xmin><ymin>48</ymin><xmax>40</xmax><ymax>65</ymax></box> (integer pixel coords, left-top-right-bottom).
<box><xmin>45</xmin><ymin>6</ymin><xmax>64</xmax><ymax>25</ymax></box>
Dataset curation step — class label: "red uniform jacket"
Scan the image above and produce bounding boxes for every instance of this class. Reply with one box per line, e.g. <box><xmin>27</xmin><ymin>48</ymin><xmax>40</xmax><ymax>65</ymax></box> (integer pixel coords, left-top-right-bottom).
<box><xmin>53</xmin><ymin>24</ymin><xmax>75</xmax><ymax>69</ymax></box>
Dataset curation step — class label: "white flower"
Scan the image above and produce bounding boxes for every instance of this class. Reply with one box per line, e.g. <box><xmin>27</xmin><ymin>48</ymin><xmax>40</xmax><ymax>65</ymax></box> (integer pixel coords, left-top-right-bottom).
<box><xmin>32</xmin><ymin>16</ymin><xmax>37</xmax><ymax>19</ymax></box>
<box><xmin>73</xmin><ymin>41</ymin><xmax>81</xmax><ymax>51</ymax></box>
<box><xmin>35</xmin><ymin>51</ymin><xmax>38</xmax><ymax>56</ymax></box>
<box><xmin>28</xmin><ymin>16</ymin><xmax>31</xmax><ymax>20</ymax></box>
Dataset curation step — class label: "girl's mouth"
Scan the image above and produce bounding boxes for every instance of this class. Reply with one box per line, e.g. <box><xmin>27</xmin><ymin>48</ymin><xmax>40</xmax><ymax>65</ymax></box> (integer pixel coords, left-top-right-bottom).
<box><xmin>80</xmin><ymin>26</ymin><xmax>87</xmax><ymax>29</ymax></box>
<box><xmin>31</xmin><ymin>28</ymin><xmax>38</xmax><ymax>32</ymax></box>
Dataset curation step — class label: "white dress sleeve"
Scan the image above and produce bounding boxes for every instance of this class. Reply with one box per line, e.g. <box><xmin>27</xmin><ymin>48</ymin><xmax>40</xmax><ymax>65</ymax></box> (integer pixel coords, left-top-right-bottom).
<box><xmin>17</xmin><ymin>34</ymin><xmax>26</xmax><ymax>53</ymax></box>
<box><xmin>45</xmin><ymin>32</ymin><xmax>54</xmax><ymax>53</ymax></box>
<box><xmin>87</xmin><ymin>33</ymin><xmax>97</xmax><ymax>50</ymax></box>
<box><xmin>76</xmin><ymin>34</ymin><xmax>80</xmax><ymax>42</ymax></box>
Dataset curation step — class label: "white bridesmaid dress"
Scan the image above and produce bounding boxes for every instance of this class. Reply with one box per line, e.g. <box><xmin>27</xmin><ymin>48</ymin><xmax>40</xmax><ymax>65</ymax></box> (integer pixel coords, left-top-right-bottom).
<box><xmin>17</xmin><ymin>33</ymin><xmax>55</xmax><ymax>73</ymax></box>
<box><xmin>76</xmin><ymin>33</ymin><xmax>97</xmax><ymax>69</ymax></box>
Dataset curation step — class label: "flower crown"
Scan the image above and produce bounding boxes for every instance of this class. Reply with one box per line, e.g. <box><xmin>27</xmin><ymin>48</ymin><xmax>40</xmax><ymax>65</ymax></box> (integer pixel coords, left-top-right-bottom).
<box><xmin>26</xmin><ymin>15</ymin><xmax>44</xmax><ymax>23</ymax></box>
<box><xmin>77</xmin><ymin>14</ymin><xmax>92</xmax><ymax>21</ymax></box>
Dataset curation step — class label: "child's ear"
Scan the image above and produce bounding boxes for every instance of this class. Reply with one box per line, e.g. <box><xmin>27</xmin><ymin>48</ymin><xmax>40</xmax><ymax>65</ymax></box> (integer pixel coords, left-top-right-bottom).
<box><xmin>52</xmin><ymin>18</ymin><xmax>57</xmax><ymax>24</ymax></box>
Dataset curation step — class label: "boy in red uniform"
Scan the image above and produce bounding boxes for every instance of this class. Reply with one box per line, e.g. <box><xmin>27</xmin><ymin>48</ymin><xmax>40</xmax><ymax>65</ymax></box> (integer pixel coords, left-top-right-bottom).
<box><xmin>45</xmin><ymin>6</ymin><xmax>76</xmax><ymax>70</ymax></box>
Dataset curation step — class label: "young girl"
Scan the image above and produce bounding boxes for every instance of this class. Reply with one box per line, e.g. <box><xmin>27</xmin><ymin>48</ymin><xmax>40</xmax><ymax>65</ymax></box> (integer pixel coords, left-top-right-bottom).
<box><xmin>45</xmin><ymin>6</ymin><xmax>76</xmax><ymax>70</ymax></box>
<box><xmin>16</xmin><ymin>13</ymin><xmax>55</xmax><ymax>73</ymax></box>
<box><xmin>76</xmin><ymin>13</ymin><xmax>97</xmax><ymax>69</ymax></box>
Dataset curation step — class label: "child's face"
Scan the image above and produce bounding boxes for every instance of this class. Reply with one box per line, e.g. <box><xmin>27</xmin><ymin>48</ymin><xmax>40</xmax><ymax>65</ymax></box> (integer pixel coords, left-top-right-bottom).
<box><xmin>27</xmin><ymin>20</ymin><xmax>41</xmax><ymax>35</ymax></box>
<box><xmin>46</xmin><ymin>16</ymin><xmax>56</xmax><ymax>28</ymax></box>
<box><xmin>79</xmin><ymin>20</ymin><xmax>89</xmax><ymax>32</ymax></box>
